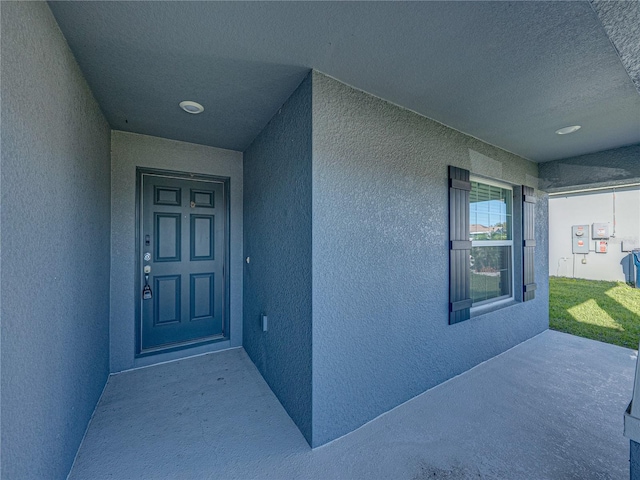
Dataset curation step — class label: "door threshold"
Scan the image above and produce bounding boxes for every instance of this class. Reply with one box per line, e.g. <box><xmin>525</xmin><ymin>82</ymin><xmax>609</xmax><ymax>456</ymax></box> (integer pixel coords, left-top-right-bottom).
<box><xmin>137</xmin><ymin>334</ymin><xmax>227</xmax><ymax>358</ymax></box>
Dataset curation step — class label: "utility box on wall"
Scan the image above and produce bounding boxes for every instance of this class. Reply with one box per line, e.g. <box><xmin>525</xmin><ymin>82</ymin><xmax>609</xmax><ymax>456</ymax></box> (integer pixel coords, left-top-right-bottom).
<box><xmin>572</xmin><ymin>225</ymin><xmax>590</xmax><ymax>254</ymax></box>
<box><xmin>596</xmin><ymin>240</ymin><xmax>608</xmax><ymax>253</ymax></box>
<box><xmin>592</xmin><ymin>223</ymin><xmax>610</xmax><ymax>239</ymax></box>
<box><xmin>550</xmin><ymin>187</ymin><xmax>640</xmax><ymax>282</ymax></box>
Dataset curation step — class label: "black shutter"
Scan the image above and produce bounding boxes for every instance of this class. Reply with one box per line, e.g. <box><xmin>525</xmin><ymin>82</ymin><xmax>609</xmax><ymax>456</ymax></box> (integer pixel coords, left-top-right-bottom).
<box><xmin>449</xmin><ymin>166</ymin><xmax>472</xmax><ymax>324</ymax></box>
<box><xmin>522</xmin><ymin>186</ymin><xmax>536</xmax><ymax>301</ymax></box>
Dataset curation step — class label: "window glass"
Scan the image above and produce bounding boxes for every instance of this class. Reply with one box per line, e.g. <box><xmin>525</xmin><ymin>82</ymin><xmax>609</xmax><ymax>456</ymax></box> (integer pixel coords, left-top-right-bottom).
<box><xmin>469</xmin><ymin>179</ymin><xmax>513</xmax><ymax>306</ymax></box>
<box><xmin>471</xmin><ymin>246</ymin><xmax>512</xmax><ymax>303</ymax></box>
<box><xmin>469</xmin><ymin>181</ymin><xmax>512</xmax><ymax>241</ymax></box>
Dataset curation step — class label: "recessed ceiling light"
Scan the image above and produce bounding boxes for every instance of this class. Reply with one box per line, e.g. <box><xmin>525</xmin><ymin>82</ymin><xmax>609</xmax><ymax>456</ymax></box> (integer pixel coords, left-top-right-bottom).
<box><xmin>555</xmin><ymin>125</ymin><xmax>581</xmax><ymax>135</ymax></box>
<box><xmin>179</xmin><ymin>101</ymin><xmax>204</xmax><ymax>114</ymax></box>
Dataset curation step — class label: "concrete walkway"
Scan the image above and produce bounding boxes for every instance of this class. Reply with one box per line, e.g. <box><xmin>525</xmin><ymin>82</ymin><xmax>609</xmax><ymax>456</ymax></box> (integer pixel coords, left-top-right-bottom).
<box><xmin>69</xmin><ymin>330</ymin><xmax>636</xmax><ymax>479</ymax></box>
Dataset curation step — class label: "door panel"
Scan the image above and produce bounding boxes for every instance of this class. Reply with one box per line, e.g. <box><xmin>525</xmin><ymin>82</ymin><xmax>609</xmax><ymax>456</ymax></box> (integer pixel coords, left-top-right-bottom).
<box><xmin>190</xmin><ymin>215</ymin><xmax>214</xmax><ymax>260</ymax></box>
<box><xmin>191</xmin><ymin>189</ymin><xmax>215</xmax><ymax>208</ymax></box>
<box><xmin>154</xmin><ymin>275</ymin><xmax>181</xmax><ymax>325</ymax></box>
<box><xmin>190</xmin><ymin>273</ymin><xmax>215</xmax><ymax>321</ymax></box>
<box><xmin>154</xmin><ymin>186</ymin><xmax>181</xmax><ymax>206</ymax></box>
<box><xmin>140</xmin><ymin>173</ymin><xmax>226</xmax><ymax>352</ymax></box>
<box><xmin>155</xmin><ymin>213</ymin><xmax>181</xmax><ymax>262</ymax></box>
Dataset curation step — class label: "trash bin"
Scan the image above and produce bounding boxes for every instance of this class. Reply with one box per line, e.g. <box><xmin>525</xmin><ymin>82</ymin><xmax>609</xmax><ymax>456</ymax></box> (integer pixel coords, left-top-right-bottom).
<box><xmin>634</xmin><ymin>250</ymin><xmax>640</xmax><ymax>288</ymax></box>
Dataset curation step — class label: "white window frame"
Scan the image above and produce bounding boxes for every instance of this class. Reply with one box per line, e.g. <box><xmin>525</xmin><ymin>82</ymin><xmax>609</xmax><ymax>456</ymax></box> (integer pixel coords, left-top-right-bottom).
<box><xmin>469</xmin><ymin>176</ymin><xmax>515</xmax><ymax>311</ymax></box>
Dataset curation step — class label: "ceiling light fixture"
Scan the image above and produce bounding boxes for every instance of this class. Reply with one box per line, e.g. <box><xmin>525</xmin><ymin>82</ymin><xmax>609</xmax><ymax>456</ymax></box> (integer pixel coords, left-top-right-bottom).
<box><xmin>555</xmin><ymin>125</ymin><xmax>581</xmax><ymax>135</ymax></box>
<box><xmin>179</xmin><ymin>100</ymin><xmax>204</xmax><ymax>114</ymax></box>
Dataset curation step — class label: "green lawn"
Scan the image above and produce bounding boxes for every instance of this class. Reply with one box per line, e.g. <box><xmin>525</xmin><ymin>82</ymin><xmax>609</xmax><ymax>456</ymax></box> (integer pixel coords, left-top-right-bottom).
<box><xmin>549</xmin><ymin>276</ymin><xmax>640</xmax><ymax>349</ymax></box>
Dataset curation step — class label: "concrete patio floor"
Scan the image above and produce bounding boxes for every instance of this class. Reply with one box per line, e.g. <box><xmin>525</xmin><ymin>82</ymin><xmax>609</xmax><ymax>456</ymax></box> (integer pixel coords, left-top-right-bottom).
<box><xmin>69</xmin><ymin>330</ymin><xmax>636</xmax><ymax>479</ymax></box>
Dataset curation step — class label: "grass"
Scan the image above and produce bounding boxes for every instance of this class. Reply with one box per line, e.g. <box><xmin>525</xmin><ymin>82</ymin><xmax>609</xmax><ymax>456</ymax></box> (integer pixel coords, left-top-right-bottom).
<box><xmin>549</xmin><ymin>276</ymin><xmax>640</xmax><ymax>349</ymax></box>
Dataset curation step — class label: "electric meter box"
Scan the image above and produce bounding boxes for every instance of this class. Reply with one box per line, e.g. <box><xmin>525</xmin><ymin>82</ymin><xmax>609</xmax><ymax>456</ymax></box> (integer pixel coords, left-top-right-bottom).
<box><xmin>572</xmin><ymin>225</ymin><xmax>590</xmax><ymax>254</ymax></box>
<box><xmin>596</xmin><ymin>240</ymin><xmax>609</xmax><ymax>253</ymax></box>
<box><xmin>592</xmin><ymin>223</ymin><xmax>610</xmax><ymax>239</ymax></box>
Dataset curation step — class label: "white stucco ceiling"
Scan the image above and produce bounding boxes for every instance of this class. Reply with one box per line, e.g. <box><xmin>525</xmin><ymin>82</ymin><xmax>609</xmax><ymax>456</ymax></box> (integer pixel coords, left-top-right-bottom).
<box><xmin>49</xmin><ymin>1</ymin><xmax>640</xmax><ymax>162</ymax></box>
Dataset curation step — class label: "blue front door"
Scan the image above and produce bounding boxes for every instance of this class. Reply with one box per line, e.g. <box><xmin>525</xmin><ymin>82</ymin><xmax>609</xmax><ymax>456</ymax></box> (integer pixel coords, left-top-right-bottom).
<box><xmin>140</xmin><ymin>172</ymin><xmax>227</xmax><ymax>352</ymax></box>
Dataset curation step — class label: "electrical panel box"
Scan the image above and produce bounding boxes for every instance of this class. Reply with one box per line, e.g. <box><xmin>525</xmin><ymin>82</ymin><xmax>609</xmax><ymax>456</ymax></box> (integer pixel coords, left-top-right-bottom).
<box><xmin>592</xmin><ymin>223</ymin><xmax>610</xmax><ymax>239</ymax></box>
<box><xmin>596</xmin><ymin>240</ymin><xmax>608</xmax><ymax>253</ymax></box>
<box><xmin>572</xmin><ymin>225</ymin><xmax>589</xmax><ymax>254</ymax></box>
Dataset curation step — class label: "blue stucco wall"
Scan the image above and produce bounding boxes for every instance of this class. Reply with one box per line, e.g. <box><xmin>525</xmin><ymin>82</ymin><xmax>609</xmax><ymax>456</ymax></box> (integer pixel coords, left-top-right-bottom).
<box><xmin>1</xmin><ymin>2</ymin><xmax>111</xmax><ymax>478</ymax></box>
<box><xmin>243</xmin><ymin>74</ymin><xmax>313</xmax><ymax>444</ymax></box>
<box><xmin>539</xmin><ymin>143</ymin><xmax>640</xmax><ymax>192</ymax></box>
<box><xmin>110</xmin><ymin>131</ymin><xmax>243</xmax><ymax>372</ymax></box>
<box><xmin>632</xmin><ymin>440</ymin><xmax>640</xmax><ymax>480</ymax></box>
<box><xmin>310</xmin><ymin>72</ymin><xmax>548</xmax><ymax>446</ymax></box>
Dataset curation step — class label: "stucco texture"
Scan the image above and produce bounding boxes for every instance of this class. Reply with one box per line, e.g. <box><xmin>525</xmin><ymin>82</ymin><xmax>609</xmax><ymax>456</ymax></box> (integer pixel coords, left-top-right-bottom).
<box><xmin>1</xmin><ymin>2</ymin><xmax>111</xmax><ymax>478</ymax></box>
<box><xmin>311</xmin><ymin>72</ymin><xmax>548</xmax><ymax>446</ymax></box>
<box><xmin>632</xmin><ymin>440</ymin><xmax>640</xmax><ymax>480</ymax></box>
<box><xmin>110</xmin><ymin>131</ymin><xmax>243</xmax><ymax>372</ymax></box>
<box><xmin>243</xmin><ymin>74</ymin><xmax>313</xmax><ymax>444</ymax></box>
<box><xmin>590</xmin><ymin>0</ymin><xmax>640</xmax><ymax>95</ymax></box>
<box><xmin>539</xmin><ymin>143</ymin><xmax>640</xmax><ymax>192</ymax></box>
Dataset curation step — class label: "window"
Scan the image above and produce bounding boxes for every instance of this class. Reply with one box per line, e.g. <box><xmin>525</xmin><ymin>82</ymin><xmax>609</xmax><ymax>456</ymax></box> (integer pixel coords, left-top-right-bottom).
<box><xmin>469</xmin><ymin>178</ymin><xmax>513</xmax><ymax>307</ymax></box>
<box><xmin>448</xmin><ymin>165</ymin><xmax>535</xmax><ymax>325</ymax></box>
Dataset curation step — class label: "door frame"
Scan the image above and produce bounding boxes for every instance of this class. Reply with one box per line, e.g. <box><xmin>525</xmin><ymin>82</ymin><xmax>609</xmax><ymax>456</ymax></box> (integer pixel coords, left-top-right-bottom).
<box><xmin>135</xmin><ymin>167</ymin><xmax>231</xmax><ymax>357</ymax></box>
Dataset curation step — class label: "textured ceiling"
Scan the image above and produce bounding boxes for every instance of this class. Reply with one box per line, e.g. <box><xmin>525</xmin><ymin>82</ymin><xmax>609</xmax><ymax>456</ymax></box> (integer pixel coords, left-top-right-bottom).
<box><xmin>590</xmin><ymin>0</ymin><xmax>640</xmax><ymax>94</ymax></box>
<box><xmin>48</xmin><ymin>1</ymin><xmax>640</xmax><ymax>162</ymax></box>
